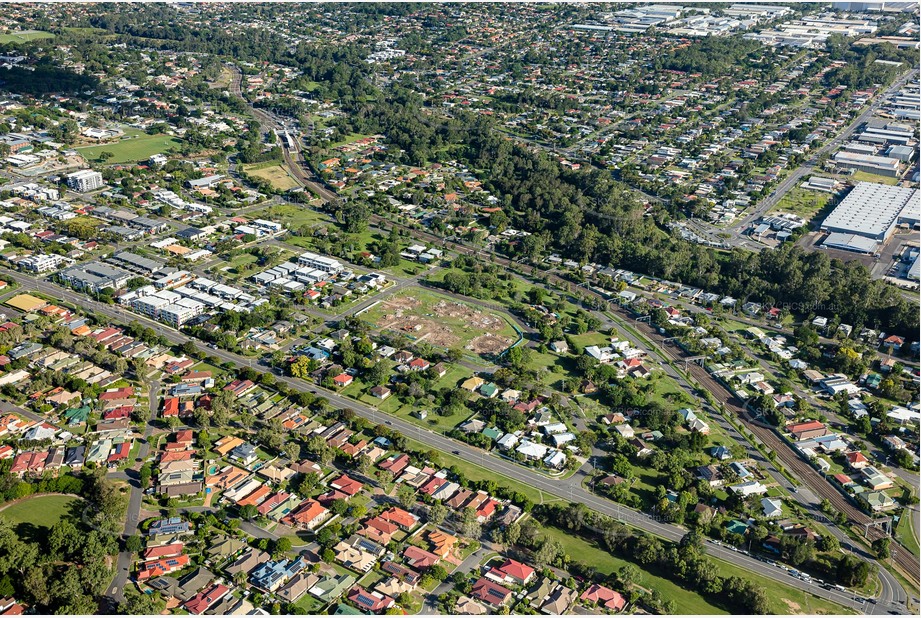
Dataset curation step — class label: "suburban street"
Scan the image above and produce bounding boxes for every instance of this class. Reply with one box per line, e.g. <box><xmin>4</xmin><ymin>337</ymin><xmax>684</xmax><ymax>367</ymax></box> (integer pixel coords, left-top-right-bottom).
<box><xmin>1</xmin><ymin>265</ymin><xmax>901</xmax><ymax>613</ymax></box>
<box><xmin>106</xmin><ymin>379</ymin><xmax>160</xmax><ymax>604</ymax></box>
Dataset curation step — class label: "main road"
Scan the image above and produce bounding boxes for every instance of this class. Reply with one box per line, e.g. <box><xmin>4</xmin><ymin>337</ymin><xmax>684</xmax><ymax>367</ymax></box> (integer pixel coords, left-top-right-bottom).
<box><xmin>0</xmin><ymin>265</ymin><xmax>895</xmax><ymax>614</ymax></box>
<box><xmin>731</xmin><ymin>68</ymin><xmax>918</xmax><ymax>236</ymax></box>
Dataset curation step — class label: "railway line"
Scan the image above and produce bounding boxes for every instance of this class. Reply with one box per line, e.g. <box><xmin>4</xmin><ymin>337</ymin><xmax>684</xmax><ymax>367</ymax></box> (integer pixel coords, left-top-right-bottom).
<box><xmin>223</xmin><ymin>62</ymin><xmax>918</xmax><ymax>593</ymax></box>
<box><xmin>639</xmin><ymin>323</ymin><xmax>920</xmax><ymax>586</ymax></box>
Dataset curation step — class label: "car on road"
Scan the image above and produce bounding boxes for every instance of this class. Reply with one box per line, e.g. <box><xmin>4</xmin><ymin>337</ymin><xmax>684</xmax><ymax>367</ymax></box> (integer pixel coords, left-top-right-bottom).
<box><xmin>452</xmin><ymin>450</ymin><xmax>460</xmax><ymax>455</ymax></box>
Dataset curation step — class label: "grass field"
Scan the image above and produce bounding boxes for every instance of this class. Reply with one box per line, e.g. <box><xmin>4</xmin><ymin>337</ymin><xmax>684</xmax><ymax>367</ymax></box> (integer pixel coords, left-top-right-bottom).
<box><xmin>77</xmin><ymin>133</ymin><xmax>182</xmax><ymax>163</ymax></box>
<box><xmin>711</xmin><ymin>557</ymin><xmax>853</xmax><ymax>614</ymax></box>
<box><xmin>0</xmin><ymin>494</ymin><xmax>83</xmax><ymax>540</ymax></box>
<box><xmin>0</xmin><ymin>30</ymin><xmax>54</xmax><ymax>43</ymax></box>
<box><xmin>539</xmin><ymin>524</ymin><xmax>726</xmax><ymax>615</ymax></box>
<box><xmin>251</xmin><ymin>203</ymin><xmax>332</xmax><ymax>228</ymax></box>
<box><xmin>242</xmin><ymin>161</ymin><xmax>300</xmax><ymax>191</ymax></box>
<box><xmin>361</xmin><ymin>288</ymin><xmax>519</xmax><ymax>356</ymax></box>
<box><xmin>895</xmin><ymin>512</ymin><xmax>920</xmax><ymax>558</ymax></box>
<box><xmin>850</xmin><ymin>171</ymin><xmax>901</xmax><ymax>186</ymax></box>
<box><xmin>772</xmin><ymin>187</ymin><xmax>832</xmax><ymax>220</ymax></box>
<box><xmin>527</xmin><ymin>349</ymin><xmax>575</xmax><ymax>390</ymax></box>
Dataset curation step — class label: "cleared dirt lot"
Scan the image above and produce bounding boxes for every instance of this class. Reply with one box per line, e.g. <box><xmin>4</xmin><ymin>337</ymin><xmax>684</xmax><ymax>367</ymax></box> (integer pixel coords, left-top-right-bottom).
<box><xmin>368</xmin><ymin>290</ymin><xmax>516</xmax><ymax>355</ymax></box>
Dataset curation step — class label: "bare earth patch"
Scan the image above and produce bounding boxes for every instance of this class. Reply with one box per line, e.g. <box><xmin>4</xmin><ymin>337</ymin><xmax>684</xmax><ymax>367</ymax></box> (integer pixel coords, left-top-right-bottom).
<box><xmin>468</xmin><ymin>333</ymin><xmax>512</xmax><ymax>354</ymax></box>
<box><xmin>782</xmin><ymin>599</ymin><xmax>802</xmax><ymax>613</ymax></box>
<box><xmin>374</xmin><ymin>296</ymin><xmax>512</xmax><ymax>353</ymax></box>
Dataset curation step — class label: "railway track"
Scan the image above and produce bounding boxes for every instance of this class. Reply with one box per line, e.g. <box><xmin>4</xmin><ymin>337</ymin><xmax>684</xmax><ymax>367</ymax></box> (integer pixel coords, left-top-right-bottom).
<box><xmin>641</xmin><ymin>326</ymin><xmax>920</xmax><ymax>586</ymax></box>
<box><xmin>225</xmin><ymin>62</ymin><xmax>919</xmax><ymax>589</ymax></box>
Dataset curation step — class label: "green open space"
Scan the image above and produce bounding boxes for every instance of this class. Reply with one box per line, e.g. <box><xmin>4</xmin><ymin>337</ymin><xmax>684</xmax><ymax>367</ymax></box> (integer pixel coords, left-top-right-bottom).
<box><xmin>251</xmin><ymin>203</ymin><xmax>332</xmax><ymax>229</ymax></box>
<box><xmin>76</xmin><ymin>133</ymin><xmax>183</xmax><ymax>164</ymax></box>
<box><xmin>329</xmin><ymin>133</ymin><xmax>371</xmax><ymax>148</ymax></box>
<box><xmin>895</xmin><ymin>512</ymin><xmax>920</xmax><ymax>558</ymax></box>
<box><xmin>242</xmin><ymin>161</ymin><xmax>300</xmax><ymax>191</ymax></box>
<box><xmin>772</xmin><ymin>187</ymin><xmax>833</xmax><ymax>220</ymax></box>
<box><xmin>711</xmin><ymin>557</ymin><xmax>854</xmax><ymax>614</ymax></box>
<box><xmin>849</xmin><ymin>171</ymin><xmax>901</xmax><ymax>186</ymax></box>
<box><xmin>0</xmin><ymin>30</ymin><xmax>54</xmax><ymax>43</ymax></box>
<box><xmin>538</xmin><ymin>524</ymin><xmax>726</xmax><ymax>615</ymax></box>
<box><xmin>341</xmin><ymin>364</ymin><xmax>474</xmax><ymax>434</ymax></box>
<box><xmin>526</xmin><ymin>349</ymin><xmax>574</xmax><ymax>390</ymax></box>
<box><xmin>0</xmin><ymin>494</ymin><xmax>84</xmax><ymax>539</ymax></box>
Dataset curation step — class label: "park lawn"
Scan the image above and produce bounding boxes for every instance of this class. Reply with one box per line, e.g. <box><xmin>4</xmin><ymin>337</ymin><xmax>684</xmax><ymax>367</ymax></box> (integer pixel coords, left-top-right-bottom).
<box><xmin>0</xmin><ymin>30</ymin><xmax>54</xmax><ymax>43</ymax></box>
<box><xmin>76</xmin><ymin>133</ymin><xmax>183</xmax><ymax>163</ymax></box>
<box><xmin>0</xmin><ymin>494</ymin><xmax>83</xmax><ymax>532</ymax></box>
<box><xmin>771</xmin><ymin>187</ymin><xmax>832</xmax><ymax>220</ymax></box>
<box><xmin>850</xmin><ymin>171</ymin><xmax>900</xmax><ymax>186</ymax></box>
<box><xmin>711</xmin><ymin>557</ymin><xmax>854</xmax><ymax>615</ymax></box>
<box><xmin>538</xmin><ymin>524</ymin><xmax>727</xmax><ymax>615</ymax></box>
<box><xmin>895</xmin><ymin>512</ymin><xmax>920</xmax><ymax>558</ymax></box>
<box><xmin>242</xmin><ymin>162</ymin><xmax>300</xmax><ymax>191</ymax></box>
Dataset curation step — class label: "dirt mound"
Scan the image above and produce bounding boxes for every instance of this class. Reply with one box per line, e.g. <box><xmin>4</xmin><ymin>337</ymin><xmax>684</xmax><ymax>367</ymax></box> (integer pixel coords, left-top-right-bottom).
<box><xmin>433</xmin><ymin>300</ymin><xmax>506</xmax><ymax>332</ymax></box>
<box><xmin>467</xmin><ymin>333</ymin><xmax>513</xmax><ymax>354</ymax></box>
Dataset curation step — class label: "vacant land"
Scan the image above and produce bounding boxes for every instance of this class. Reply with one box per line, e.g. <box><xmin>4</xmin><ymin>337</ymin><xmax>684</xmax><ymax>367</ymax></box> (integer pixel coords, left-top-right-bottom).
<box><xmin>243</xmin><ymin>161</ymin><xmax>300</xmax><ymax>191</ymax></box>
<box><xmin>363</xmin><ymin>288</ymin><xmax>517</xmax><ymax>355</ymax></box>
<box><xmin>0</xmin><ymin>30</ymin><xmax>54</xmax><ymax>43</ymax></box>
<box><xmin>77</xmin><ymin>133</ymin><xmax>183</xmax><ymax>163</ymax></box>
<box><xmin>251</xmin><ymin>203</ymin><xmax>332</xmax><ymax>229</ymax></box>
<box><xmin>0</xmin><ymin>494</ymin><xmax>83</xmax><ymax>532</ymax></box>
<box><xmin>850</xmin><ymin>171</ymin><xmax>901</xmax><ymax>186</ymax></box>
<box><xmin>772</xmin><ymin>187</ymin><xmax>833</xmax><ymax>220</ymax></box>
<box><xmin>711</xmin><ymin>557</ymin><xmax>853</xmax><ymax>615</ymax></box>
<box><xmin>895</xmin><ymin>512</ymin><xmax>920</xmax><ymax>558</ymax></box>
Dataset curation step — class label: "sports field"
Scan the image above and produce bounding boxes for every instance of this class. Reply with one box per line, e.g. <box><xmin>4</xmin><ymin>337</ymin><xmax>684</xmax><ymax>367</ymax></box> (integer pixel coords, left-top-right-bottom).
<box><xmin>0</xmin><ymin>494</ymin><xmax>83</xmax><ymax>531</ymax></box>
<box><xmin>0</xmin><ymin>30</ymin><xmax>54</xmax><ymax>44</ymax></box>
<box><xmin>77</xmin><ymin>133</ymin><xmax>182</xmax><ymax>163</ymax></box>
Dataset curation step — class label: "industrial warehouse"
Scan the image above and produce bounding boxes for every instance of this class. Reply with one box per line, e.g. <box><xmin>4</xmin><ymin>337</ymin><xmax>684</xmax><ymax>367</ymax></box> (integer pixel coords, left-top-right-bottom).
<box><xmin>820</xmin><ymin>182</ymin><xmax>920</xmax><ymax>254</ymax></box>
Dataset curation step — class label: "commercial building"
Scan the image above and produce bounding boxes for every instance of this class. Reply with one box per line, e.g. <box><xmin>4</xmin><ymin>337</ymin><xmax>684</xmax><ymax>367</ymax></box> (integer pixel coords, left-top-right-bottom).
<box><xmin>820</xmin><ymin>183</ymin><xmax>919</xmax><ymax>253</ymax></box>
<box><xmin>66</xmin><ymin>169</ymin><xmax>104</xmax><ymax>193</ymax></box>
<box><xmin>297</xmin><ymin>251</ymin><xmax>343</xmax><ymax>274</ymax></box>
<box><xmin>58</xmin><ymin>262</ymin><xmax>132</xmax><ymax>293</ymax></box>
<box><xmin>832</xmin><ymin>151</ymin><xmax>901</xmax><ymax>177</ymax></box>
